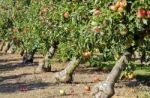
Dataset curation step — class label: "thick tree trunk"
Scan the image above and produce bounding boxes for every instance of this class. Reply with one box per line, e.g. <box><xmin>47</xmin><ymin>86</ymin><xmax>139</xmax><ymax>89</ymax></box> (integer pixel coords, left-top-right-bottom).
<box><xmin>2</xmin><ymin>42</ymin><xmax>10</xmax><ymax>53</ymax></box>
<box><xmin>36</xmin><ymin>42</ymin><xmax>59</xmax><ymax>73</ymax></box>
<box><xmin>0</xmin><ymin>41</ymin><xmax>5</xmax><ymax>51</ymax></box>
<box><xmin>22</xmin><ymin>49</ymin><xmax>36</xmax><ymax>64</ymax></box>
<box><xmin>140</xmin><ymin>51</ymin><xmax>146</xmax><ymax>68</ymax></box>
<box><xmin>7</xmin><ymin>41</ymin><xmax>16</xmax><ymax>54</ymax></box>
<box><xmin>36</xmin><ymin>46</ymin><xmax>56</xmax><ymax>73</ymax></box>
<box><xmin>54</xmin><ymin>57</ymin><xmax>81</xmax><ymax>83</ymax></box>
<box><xmin>20</xmin><ymin>49</ymin><xmax>25</xmax><ymax>56</ymax></box>
<box><xmin>92</xmin><ymin>52</ymin><xmax>132</xmax><ymax>98</ymax></box>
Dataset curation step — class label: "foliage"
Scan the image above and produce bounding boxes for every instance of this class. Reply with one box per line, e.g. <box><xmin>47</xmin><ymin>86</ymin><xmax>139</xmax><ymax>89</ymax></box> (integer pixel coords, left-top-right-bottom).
<box><xmin>0</xmin><ymin>0</ymin><xmax>150</xmax><ymax>68</ymax></box>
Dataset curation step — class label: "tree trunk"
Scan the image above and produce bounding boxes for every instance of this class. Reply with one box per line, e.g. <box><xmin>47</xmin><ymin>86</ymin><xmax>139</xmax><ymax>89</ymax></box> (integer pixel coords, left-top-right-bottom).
<box><xmin>0</xmin><ymin>41</ymin><xmax>5</xmax><ymax>51</ymax></box>
<box><xmin>2</xmin><ymin>42</ymin><xmax>10</xmax><ymax>53</ymax></box>
<box><xmin>7</xmin><ymin>41</ymin><xmax>16</xmax><ymax>54</ymax></box>
<box><xmin>36</xmin><ymin>42</ymin><xmax>59</xmax><ymax>73</ymax></box>
<box><xmin>22</xmin><ymin>49</ymin><xmax>36</xmax><ymax>64</ymax></box>
<box><xmin>20</xmin><ymin>49</ymin><xmax>25</xmax><ymax>56</ymax></box>
<box><xmin>36</xmin><ymin>46</ymin><xmax>56</xmax><ymax>73</ymax></box>
<box><xmin>92</xmin><ymin>52</ymin><xmax>132</xmax><ymax>98</ymax></box>
<box><xmin>140</xmin><ymin>51</ymin><xmax>146</xmax><ymax>68</ymax></box>
<box><xmin>54</xmin><ymin>57</ymin><xmax>81</xmax><ymax>83</ymax></box>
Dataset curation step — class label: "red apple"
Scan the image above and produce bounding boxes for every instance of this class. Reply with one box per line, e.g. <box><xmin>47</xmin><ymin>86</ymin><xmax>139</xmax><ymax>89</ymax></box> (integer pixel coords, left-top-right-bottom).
<box><xmin>93</xmin><ymin>9</ymin><xmax>101</xmax><ymax>16</ymax></box>
<box><xmin>147</xmin><ymin>11</ymin><xmax>150</xmax><ymax>18</ymax></box>
<box><xmin>63</xmin><ymin>12</ymin><xmax>69</xmax><ymax>18</ymax></box>
<box><xmin>19</xmin><ymin>85</ymin><xmax>28</xmax><ymax>92</ymax></box>
<box><xmin>137</xmin><ymin>8</ymin><xmax>146</xmax><ymax>18</ymax></box>
<box><xmin>109</xmin><ymin>5</ymin><xmax>118</xmax><ymax>11</ymax></box>
<box><xmin>95</xmin><ymin>27</ymin><xmax>101</xmax><ymax>33</ymax></box>
<box><xmin>84</xmin><ymin>85</ymin><xmax>91</xmax><ymax>91</ymax></box>
<box><xmin>118</xmin><ymin>6</ymin><xmax>124</xmax><ymax>12</ymax></box>
<box><xmin>93</xmin><ymin>76</ymin><xmax>100</xmax><ymax>82</ymax></box>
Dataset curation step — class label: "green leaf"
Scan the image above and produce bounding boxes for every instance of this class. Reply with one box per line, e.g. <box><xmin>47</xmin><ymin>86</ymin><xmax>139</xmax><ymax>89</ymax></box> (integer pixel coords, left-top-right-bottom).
<box><xmin>142</xmin><ymin>19</ymin><xmax>148</xmax><ymax>25</ymax></box>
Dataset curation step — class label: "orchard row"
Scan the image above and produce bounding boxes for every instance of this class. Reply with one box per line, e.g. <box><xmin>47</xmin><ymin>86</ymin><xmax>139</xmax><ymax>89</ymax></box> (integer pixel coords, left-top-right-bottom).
<box><xmin>0</xmin><ymin>0</ymin><xmax>150</xmax><ymax>98</ymax></box>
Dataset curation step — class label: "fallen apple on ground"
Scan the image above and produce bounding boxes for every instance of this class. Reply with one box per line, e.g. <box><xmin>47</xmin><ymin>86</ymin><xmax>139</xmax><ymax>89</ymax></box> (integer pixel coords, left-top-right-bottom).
<box><xmin>84</xmin><ymin>85</ymin><xmax>91</xmax><ymax>92</ymax></box>
<box><xmin>82</xmin><ymin>51</ymin><xmax>91</xmax><ymax>59</ymax></box>
<box><xmin>93</xmin><ymin>76</ymin><xmax>100</xmax><ymax>82</ymax></box>
<box><xmin>59</xmin><ymin>89</ymin><xmax>65</xmax><ymax>95</ymax></box>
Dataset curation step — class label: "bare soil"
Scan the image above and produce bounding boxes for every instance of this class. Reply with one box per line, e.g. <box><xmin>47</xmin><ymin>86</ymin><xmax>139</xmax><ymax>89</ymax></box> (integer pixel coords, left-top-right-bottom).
<box><xmin>0</xmin><ymin>52</ymin><xmax>150</xmax><ymax>98</ymax></box>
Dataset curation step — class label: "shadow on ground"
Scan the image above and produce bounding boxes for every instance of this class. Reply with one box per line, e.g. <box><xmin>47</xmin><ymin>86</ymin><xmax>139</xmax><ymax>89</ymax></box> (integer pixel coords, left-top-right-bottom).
<box><xmin>48</xmin><ymin>93</ymin><xmax>79</xmax><ymax>98</ymax></box>
<box><xmin>0</xmin><ymin>62</ymin><xmax>38</xmax><ymax>72</ymax></box>
<box><xmin>124</xmin><ymin>75</ymin><xmax>150</xmax><ymax>87</ymax></box>
<box><xmin>136</xmin><ymin>75</ymin><xmax>150</xmax><ymax>86</ymax></box>
<box><xmin>0</xmin><ymin>73</ymin><xmax>31</xmax><ymax>82</ymax></box>
<box><xmin>0</xmin><ymin>82</ymin><xmax>53</xmax><ymax>93</ymax></box>
<box><xmin>0</xmin><ymin>71</ymin><xmax>58</xmax><ymax>93</ymax></box>
<box><xmin>0</xmin><ymin>58</ymin><xmax>22</xmax><ymax>63</ymax></box>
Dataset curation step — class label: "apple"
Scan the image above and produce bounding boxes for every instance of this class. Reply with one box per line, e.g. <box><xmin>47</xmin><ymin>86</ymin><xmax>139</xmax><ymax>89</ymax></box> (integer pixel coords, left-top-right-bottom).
<box><xmin>19</xmin><ymin>85</ymin><xmax>28</xmax><ymax>92</ymax></box>
<box><xmin>95</xmin><ymin>27</ymin><xmax>101</xmax><ymax>33</ymax></box>
<box><xmin>63</xmin><ymin>12</ymin><xmax>69</xmax><ymax>18</ymax></box>
<box><xmin>118</xmin><ymin>6</ymin><xmax>124</xmax><ymax>12</ymax></box>
<box><xmin>137</xmin><ymin>8</ymin><xmax>146</xmax><ymax>18</ymax></box>
<box><xmin>59</xmin><ymin>89</ymin><xmax>65</xmax><ymax>95</ymax></box>
<box><xmin>93</xmin><ymin>76</ymin><xmax>100</xmax><ymax>82</ymax></box>
<box><xmin>84</xmin><ymin>85</ymin><xmax>90</xmax><ymax>91</ymax></box>
<box><xmin>109</xmin><ymin>5</ymin><xmax>118</xmax><ymax>11</ymax></box>
<box><xmin>93</xmin><ymin>9</ymin><xmax>100</xmax><ymax>16</ymax></box>
<box><xmin>82</xmin><ymin>51</ymin><xmax>91</xmax><ymax>59</ymax></box>
<box><xmin>147</xmin><ymin>11</ymin><xmax>150</xmax><ymax>18</ymax></box>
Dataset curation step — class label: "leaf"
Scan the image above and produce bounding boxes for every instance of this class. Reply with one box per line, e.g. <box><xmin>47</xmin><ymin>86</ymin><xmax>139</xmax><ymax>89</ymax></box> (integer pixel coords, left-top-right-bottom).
<box><xmin>142</xmin><ymin>19</ymin><xmax>148</xmax><ymax>25</ymax></box>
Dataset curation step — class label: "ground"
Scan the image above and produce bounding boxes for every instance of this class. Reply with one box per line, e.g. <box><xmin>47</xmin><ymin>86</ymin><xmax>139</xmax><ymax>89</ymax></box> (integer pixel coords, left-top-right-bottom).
<box><xmin>0</xmin><ymin>52</ymin><xmax>150</xmax><ymax>98</ymax></box>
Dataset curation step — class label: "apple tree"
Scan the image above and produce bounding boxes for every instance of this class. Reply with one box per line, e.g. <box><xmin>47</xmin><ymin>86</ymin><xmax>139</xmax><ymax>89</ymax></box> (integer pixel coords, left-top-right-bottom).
<box><xmin>90</xmin><ymin>0</ymin><xmax>150</xmax><ymax>97</ymax></box>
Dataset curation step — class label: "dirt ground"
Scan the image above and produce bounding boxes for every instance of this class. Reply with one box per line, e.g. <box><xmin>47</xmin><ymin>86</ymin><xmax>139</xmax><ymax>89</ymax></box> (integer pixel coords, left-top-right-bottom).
<box><xmin>0</xmin><ymin>52</ymin><xmax>150</xmax><ymax>98</ymax></box>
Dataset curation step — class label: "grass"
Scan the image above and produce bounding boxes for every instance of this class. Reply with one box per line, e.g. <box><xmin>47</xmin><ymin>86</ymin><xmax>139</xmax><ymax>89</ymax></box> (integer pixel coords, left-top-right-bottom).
<box><xmin>135</xmin><ymin>67</ymin><xmax>150</xmax><ymax>76</ymax></box>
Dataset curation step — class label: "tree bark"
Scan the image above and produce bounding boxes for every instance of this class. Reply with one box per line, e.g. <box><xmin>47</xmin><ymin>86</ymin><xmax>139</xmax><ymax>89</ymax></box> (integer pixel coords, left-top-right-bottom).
<box><xmin>36</xmin><ymin>42</ymin><xmax>59</xmax><ymax>73</ymax></box>
<box><xmin>140</xmin><ymin>51</ymin><xmax>146</xmax><ymax>68</ymax></box>
<box><xmin>0</xmin><ymin>41</ymin><xmax>5</xmax><ymax>51</ymax></box>
<box><xmin>20</xmin><ymin>49</ymin><xmax>25</xmax><ymax>56</ymax></box>
<box><xmin>7</xmin><ymin>41</ymin><xmax>16</xmax><ymax>54</ymax></box>
<box><xmin>2</xmin><ymin>42</ymin><xmax>10</xmax><ymax>53</ymax></box>
<box><xmin>54</xmin><ymin>57</ymin><xmax>81</xmax><ymax>83</ymax></box>
<box><xmin>92</xmin><ymin>52</ymin><xmax>132</xmax><ymax>98</ymax></box>
<box><xmin>22</xmin><ymin>49</ymin><xmax>36</xmax><ymax>64</ymax></box>
<box><xmin>36</xmin><ymin>46</ymin><xmax>56</xmax><ymax>73</ymax></box>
